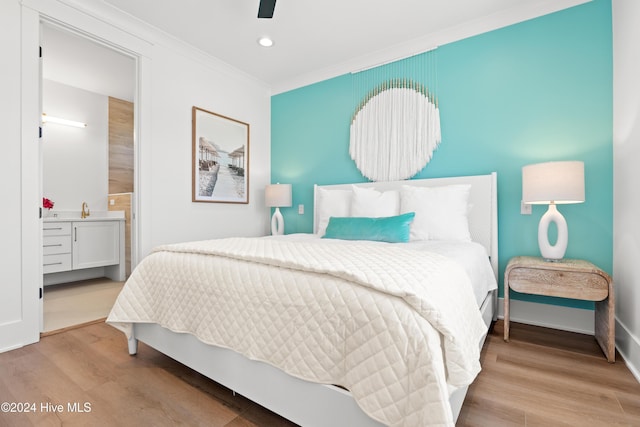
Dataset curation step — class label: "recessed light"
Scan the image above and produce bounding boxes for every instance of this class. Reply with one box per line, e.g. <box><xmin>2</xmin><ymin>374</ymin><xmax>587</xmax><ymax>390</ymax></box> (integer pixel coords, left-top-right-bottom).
<box><xmin>258</xmin><ymin>37</ymin><xmax>274</xmax><ymax>47</ymax></box>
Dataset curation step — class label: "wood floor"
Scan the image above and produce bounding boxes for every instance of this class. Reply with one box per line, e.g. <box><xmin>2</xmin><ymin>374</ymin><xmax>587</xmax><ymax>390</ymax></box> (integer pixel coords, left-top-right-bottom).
<box><xmin>458</xmin><ymin>321</ymin><xmax>640</xmax><ymax>426</ymax></box>
<box><xmin>0</xmin><ymin>320</ymin><xmax>638</xmax><ymax>426</ymax></box>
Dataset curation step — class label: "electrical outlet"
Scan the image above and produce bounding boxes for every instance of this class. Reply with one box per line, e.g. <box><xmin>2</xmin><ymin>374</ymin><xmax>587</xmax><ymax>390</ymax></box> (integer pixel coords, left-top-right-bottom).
<box><xmin>521</xmin><ymin>200</ymin><xmax>532</xmax><ymax>215</ymax></box>
<box><xmin>298</xmin><ymin>204</ymin><xmax>304</xmax><ymax>215</ymax></box>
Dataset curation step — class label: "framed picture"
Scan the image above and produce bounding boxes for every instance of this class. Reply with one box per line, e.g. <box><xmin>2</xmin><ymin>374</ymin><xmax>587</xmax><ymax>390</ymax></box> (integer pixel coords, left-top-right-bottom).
<box><xmin>192</xmin><ymin>106</ymin><xmax>250</xmax><ymax>203</ymax></box>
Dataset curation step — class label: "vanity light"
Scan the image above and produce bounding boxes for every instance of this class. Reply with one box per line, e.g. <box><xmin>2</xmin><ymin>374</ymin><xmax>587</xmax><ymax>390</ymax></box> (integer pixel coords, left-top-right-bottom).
<box><xmin>42</xmin><ymin>114</ymin><xmax>87</xmax><ymax>128</ymax></box>
<box><xmin>258</xmin><ymin>37</ymin><xmax>274</xmax><ymax>47</ymax></box>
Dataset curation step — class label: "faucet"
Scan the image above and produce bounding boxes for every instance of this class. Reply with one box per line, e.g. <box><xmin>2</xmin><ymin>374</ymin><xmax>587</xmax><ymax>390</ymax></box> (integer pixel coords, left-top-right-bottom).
<box><xmin>81</xmin><ymin>202</ymin><xmax>90</xmax><ymax>219</ymax></box>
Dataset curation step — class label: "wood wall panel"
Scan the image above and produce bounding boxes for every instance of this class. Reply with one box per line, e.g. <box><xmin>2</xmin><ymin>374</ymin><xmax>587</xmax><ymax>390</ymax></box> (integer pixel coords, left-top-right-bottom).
<box><xmin>108</xmin><ymin>192</ymin><xmax>132</xmax><ymax>277</ymax></box>
<box><xmin>108</xmin><ymin>97</ymin><xmax>134</xmax><ymax>194</ymax></box>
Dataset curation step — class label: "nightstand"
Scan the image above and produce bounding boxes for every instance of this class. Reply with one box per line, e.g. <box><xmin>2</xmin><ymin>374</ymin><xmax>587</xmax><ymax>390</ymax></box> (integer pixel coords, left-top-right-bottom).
<box><xmin>504</xmin><ymin>256</ymin><xmax>615</xmax><ymax>362</ymax></box>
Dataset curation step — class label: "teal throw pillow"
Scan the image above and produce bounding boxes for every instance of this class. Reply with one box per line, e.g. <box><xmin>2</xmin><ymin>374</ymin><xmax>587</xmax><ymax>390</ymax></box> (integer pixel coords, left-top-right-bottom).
<box><xmin>322</xmin><ymin>212</ymin><xmax>415</xmax><ymax>243</ymax></box>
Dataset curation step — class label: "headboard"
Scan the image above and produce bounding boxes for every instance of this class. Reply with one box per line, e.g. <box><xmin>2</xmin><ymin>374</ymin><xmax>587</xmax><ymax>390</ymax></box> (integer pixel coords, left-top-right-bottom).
<box><xmin>313</xmin><ymin>172</ymin><xmax>498</xmax><ymax>279</ymax></box>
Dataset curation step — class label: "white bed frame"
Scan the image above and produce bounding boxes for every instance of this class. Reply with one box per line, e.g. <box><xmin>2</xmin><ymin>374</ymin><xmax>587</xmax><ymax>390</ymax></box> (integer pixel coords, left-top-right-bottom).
<box><xmin>126</xmin><ymin>172</ymin><xmax>498</xmax><ymax>426</ymax></box>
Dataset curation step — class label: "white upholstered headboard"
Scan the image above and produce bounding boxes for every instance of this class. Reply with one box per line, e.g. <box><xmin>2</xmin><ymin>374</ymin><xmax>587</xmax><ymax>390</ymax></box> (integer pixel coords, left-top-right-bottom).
<box><xmin>313</xmin><ymin>172</ymin><xmax>498</xmax><ymax>279</ymax></box>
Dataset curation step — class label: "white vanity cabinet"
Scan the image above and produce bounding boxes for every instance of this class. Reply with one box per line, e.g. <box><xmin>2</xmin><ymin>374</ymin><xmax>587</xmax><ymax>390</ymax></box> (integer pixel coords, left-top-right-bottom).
<box><xmin>72</xmin><ymin>221</ymin><xmax>120</xmax><ymax>270</ymax></box>
<box><xmin>43</xmin><ymin>216</ymin><xmax>125</xmax><ymax>285</ymax></box>
<box><xmin>43</xmin><ymin>222</ymin><xmax>72</xmax><ymax>274</ymax></box>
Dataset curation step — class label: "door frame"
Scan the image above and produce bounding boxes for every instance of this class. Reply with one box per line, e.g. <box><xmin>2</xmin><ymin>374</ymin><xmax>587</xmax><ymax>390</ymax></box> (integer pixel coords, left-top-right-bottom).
<box><xmin>19</xmin><ymin>0</ymin><xmax>151</xmax><ymax>343</ymax></box>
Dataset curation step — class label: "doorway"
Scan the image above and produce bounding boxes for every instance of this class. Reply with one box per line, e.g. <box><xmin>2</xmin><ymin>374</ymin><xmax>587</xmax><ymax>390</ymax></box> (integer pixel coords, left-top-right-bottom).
<box><xmin>40</xmin><ymin>22</ymin><xmax>137</xmax><ymax>334</ymax></box>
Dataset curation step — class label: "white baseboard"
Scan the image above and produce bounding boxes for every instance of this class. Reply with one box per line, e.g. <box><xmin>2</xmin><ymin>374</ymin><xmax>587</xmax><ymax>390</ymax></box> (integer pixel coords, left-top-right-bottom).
<box><xmin>498</xmin><ymin>298</ymin><xmax>640</xmax><ymax>383</ymax></box>
<box><xmin>615</xmin><ymin>318</ymin><xmax>640</xmax><ymax>383</ymax></box>
<box><xmin>43</xmin><ymin>267</ymin><xmax>106</xmax><ymax>286</ymax></box>
<box><xmin>498</xmin><ymin>297</ymin><xmax>595</xmax><ymax>334</ymax></box>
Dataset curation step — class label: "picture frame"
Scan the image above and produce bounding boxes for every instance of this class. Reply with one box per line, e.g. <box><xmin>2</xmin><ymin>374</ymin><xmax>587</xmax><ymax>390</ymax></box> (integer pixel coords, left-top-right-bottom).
<box><xmin>192</xmin><ymin>106</ymin><xmax>250</xmax><ymax>203</ymax></box>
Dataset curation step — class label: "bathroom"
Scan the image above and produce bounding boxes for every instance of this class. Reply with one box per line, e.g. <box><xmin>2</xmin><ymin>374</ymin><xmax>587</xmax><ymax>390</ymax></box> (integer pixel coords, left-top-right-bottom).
<box><xmin>41</xmin><ymin>23</ymin><xmax>135</xmax><ymax>333</ymax></box>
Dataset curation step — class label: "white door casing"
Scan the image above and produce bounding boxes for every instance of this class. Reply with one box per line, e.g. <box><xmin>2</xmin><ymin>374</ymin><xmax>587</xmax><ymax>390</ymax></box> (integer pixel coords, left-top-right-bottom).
<box><xmin>0</xmin><ymin>0</ymin><xmax>149</xmax><ymax>353</ymax></box>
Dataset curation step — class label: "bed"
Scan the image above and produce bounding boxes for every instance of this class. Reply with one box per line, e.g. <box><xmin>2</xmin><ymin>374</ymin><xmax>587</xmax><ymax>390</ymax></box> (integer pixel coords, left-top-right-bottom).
<box><xmin>107</xmin><ymin>172</ymin><xmax>498</xmax><ymax>427</ymax></box>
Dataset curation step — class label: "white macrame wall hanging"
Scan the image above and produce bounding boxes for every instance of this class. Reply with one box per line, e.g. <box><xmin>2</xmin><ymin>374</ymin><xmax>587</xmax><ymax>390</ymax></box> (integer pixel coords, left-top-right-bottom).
<box><xmin>350</xmin><ymin>49</ymin><xmax>441</xmax><ymax>182</ymax></box>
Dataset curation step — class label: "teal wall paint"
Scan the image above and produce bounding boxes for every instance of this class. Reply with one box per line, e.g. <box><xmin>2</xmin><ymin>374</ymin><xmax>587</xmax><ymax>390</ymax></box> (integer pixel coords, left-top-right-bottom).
<box><xmin>271</xmin><ymin>0</ymin><xmax>613</xmax><ymax>309</ymax></box>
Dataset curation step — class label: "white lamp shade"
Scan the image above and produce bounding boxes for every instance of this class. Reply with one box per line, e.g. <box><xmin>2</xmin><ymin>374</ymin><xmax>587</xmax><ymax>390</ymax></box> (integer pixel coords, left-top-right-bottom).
<box><xmin>265</xmin><ymin>184</ymin><xmax>292</xmax><ymax>208</ymax></box>
<box><xmin>522</xmin><ymin>161</ymin><xmax>585</xmax><ymax>205</ymax></box>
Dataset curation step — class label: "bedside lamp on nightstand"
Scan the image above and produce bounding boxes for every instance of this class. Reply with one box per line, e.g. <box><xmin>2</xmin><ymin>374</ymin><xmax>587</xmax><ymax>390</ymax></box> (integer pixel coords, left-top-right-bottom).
<box><xmin>522</xmin><ymin>161</ymin><xmax>585</xmax><ymax>261</ymax></box>
<box><xmin>265</xmin><ymin>183</ymin><xmax>292</xmax><ymax>236</ymax></box>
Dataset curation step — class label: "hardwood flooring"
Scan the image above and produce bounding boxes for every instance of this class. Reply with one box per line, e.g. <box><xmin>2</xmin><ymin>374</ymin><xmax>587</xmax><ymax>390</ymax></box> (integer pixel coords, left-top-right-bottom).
<box><xmin>0</xmin><ymin>320</ymin><xmax>638</xmax><ymax>426</ymax></box>
<box><xmin>458</xmin><ymin>321</ymin><xmax>640</xmax><ymax>426</ymax></box>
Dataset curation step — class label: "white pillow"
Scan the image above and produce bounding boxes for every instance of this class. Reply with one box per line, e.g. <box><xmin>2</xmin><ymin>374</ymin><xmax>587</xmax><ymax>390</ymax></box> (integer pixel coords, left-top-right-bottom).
<box><xmin>351</xmin><ymin>186</ymin><xmax>400</xmax><ymax>217</ymax></box>
<box><xmin>400</xmin><ymin>184</ymin><xmax>471</xmax><ymax>241</ymax></box>
<box><xmin>315</xmin><ymin>188</ymin><xmax>352</xmax><ymax>236</ymax></box>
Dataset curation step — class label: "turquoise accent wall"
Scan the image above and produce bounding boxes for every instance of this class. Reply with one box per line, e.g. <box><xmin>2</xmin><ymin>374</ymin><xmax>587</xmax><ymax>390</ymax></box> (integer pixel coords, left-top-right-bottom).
<box><xmin>271</xmin><ymin>0</ymin><xmax>613</xmax><ymax>309</ymax></box>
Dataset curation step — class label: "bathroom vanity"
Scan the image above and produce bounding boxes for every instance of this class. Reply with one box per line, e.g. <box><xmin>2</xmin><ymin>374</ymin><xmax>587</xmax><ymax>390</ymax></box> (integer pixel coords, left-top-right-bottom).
<box><xmin>43</xmin><ymin>211</ymin><xmax>126</xmax><ymax>286</ymax></box>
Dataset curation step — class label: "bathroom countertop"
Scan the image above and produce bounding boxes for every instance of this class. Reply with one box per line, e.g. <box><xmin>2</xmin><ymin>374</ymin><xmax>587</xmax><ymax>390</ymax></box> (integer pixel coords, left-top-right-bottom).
<box><xmin>43</xmin><ymin>210</ymin><xmax>125</xmax><ymax>222</ymax></box>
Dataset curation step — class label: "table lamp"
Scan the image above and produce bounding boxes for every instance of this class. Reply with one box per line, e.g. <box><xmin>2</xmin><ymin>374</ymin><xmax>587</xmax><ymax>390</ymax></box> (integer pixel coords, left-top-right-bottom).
<box><xmin>265</xmin><ymin>183</ymin><xmax>292</xmax><ymax>235</ymax></box>
<box><xmin>522</xmin><ymin>161</ymin><xmax>585</xmax><ymax>261</ymax></box>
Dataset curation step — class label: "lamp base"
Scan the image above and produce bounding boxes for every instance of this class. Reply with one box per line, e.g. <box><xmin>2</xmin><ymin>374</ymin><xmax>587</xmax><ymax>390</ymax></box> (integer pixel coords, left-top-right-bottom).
<box><xmin>538</xmin><ymin>203</ymin><xmax>568</xmax><ymax>261</ymax></box>
<box><xmin>271</xmin><ymin>207</ymin><xmax>285</xmax><ymax>236</ymax></box>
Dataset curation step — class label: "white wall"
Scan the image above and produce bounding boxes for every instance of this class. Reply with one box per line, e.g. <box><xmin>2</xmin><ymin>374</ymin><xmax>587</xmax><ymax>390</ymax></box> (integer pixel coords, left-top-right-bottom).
<box><xmin>612</xmin><ymin>0</ymin><xmax>640</xmax><ymax>380</ymax></box>
<box><xmin>42</xmin><ymin>23</ymin><xmax>135</xmax><ymax>103</ymax></box>
<box><xmin>144</xmin><ymin>42</ymin><xmax>271</xmax><ymax>251</ymax></box>
<box><xmin>43</xmin><ymin>79</ymin><xmax>109</xmax><ymax>212</ymax></box>
<box><xmin>0</xmin><ymin>0</ymin><xmax>271</xmax><ymax>352</ymax></box>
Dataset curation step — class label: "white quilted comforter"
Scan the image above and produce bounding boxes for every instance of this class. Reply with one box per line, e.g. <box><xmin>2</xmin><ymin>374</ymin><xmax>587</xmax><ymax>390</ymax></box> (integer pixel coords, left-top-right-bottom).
<box><xmin>107</xmin><ymin>236</ymin><xmax>490</xmax><ymax>426</ymax></box>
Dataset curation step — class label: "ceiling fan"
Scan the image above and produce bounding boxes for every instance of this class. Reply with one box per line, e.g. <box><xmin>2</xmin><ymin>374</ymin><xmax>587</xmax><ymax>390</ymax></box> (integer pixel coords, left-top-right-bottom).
<box><xmin>258</xmin><ymin>0</ymin><xmax>277</xmax><ymax>18</ymax></box>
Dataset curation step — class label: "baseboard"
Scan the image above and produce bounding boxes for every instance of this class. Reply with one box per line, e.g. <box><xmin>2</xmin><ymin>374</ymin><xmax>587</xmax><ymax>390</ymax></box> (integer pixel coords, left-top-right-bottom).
<box><xmin>44</xmin><ymin>267</ymin><xmax>106</xmax><ymax>286</ymax></box>
<box><xmin>498</xmin><ymin>298</ymin><xmax>640</xmax><ymax>383</ymax></box>
<box><xmin>498</xmin><ymin>297</ymin><xmax>595</xmax><ymax>334</ymax></box>
<box><xmin>615</xmin><ymin>318</ymin><xmax>640</xmax><ymax>383</ymax></box>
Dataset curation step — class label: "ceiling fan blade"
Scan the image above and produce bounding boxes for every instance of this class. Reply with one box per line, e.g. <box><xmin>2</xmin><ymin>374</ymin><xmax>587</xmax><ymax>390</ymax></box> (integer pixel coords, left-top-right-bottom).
<box><xmin>258</xmin><ymin>0</ymin><xmax>276</xmax><ymax>18</ymax></box>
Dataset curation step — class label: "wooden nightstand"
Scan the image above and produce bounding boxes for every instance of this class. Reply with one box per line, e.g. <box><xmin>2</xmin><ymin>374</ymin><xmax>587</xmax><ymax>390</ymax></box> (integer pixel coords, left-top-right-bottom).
<box><xmin>504</xmin><ymin>256</ymin><xmax>615</xmax><ymax>362</ymax></box>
